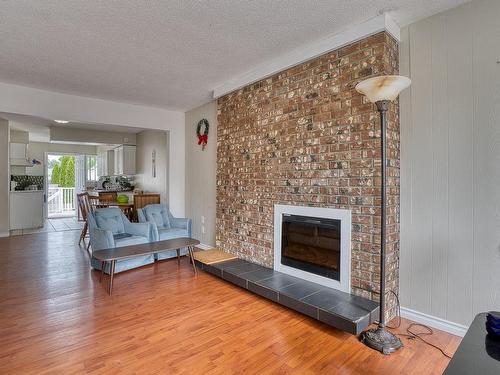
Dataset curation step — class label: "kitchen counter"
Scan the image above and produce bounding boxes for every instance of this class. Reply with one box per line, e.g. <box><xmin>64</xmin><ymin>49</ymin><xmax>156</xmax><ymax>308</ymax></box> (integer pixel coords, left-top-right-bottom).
<box><xmin>90</xmin><ymin>189</ymin><xmax>133</xmax><ymax>193</ymax></box>
<box><xmin>10</xmin><ymin>190</ymin><xmax>44</xmax><ymax>193</ymax></box>
<box><xmin>10</xmin><ymin>190</ymin><xmax>44</xmax><ymax>230</ymax></box>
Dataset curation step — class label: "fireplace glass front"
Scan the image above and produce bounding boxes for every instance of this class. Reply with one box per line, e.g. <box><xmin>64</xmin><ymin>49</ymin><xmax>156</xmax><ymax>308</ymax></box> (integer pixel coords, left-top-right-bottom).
<box><xmin>281</xmin><ymin>214</ymin><xmax>341</xmax><ymax>281</ymax></box>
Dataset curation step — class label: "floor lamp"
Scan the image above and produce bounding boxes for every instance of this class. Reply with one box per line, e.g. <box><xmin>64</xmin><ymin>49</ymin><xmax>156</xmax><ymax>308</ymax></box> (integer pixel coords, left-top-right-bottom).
<box><xmin>355</xmin><ymin>75</ymin><xmax>411</xmax><ymax>355</ymax></box>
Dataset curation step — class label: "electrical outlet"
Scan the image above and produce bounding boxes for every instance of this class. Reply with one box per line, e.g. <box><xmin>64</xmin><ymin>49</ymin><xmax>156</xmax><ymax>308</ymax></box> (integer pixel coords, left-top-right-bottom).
<box><xmin>123</xmin><ymin>137</ymin><xmax>129</xmax><ymax>143</ymax></box>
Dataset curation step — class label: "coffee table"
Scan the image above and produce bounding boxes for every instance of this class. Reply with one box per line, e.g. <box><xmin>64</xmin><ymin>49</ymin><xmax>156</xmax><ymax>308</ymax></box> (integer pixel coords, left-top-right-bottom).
<box><xmin>444</xmin><ymin>313</ymin><xmax>500</xmax><ymax>374</ymax></box>
<box><xmin>93</xmin><ymin>237</ymin><xmax>200</xmax><ymax>295</ymax></box>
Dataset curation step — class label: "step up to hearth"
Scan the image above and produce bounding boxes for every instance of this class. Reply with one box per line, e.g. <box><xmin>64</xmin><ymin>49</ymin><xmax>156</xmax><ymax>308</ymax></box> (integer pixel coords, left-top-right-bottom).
<box><xmin>194</xmin><ymin>258</ymin><xmax>379</xmax><ymax>335</ymax></box>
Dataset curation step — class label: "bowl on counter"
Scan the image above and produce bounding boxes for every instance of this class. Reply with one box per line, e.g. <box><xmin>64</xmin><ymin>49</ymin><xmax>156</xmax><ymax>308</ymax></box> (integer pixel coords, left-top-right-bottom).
<box><xmin>117</xmin><ymin>194</ymin><xmax>129</xmax><ymax>203</ymax></box>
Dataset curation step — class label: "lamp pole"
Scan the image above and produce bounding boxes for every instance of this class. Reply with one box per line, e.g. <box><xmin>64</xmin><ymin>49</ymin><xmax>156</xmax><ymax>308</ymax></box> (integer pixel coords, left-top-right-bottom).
<box><xmin>359</xmin><ymin>99</ymin><xmax>403</xmax><ymax>354</ymax></box>
<box><xmin>355</xmin><ymin>75</ymin><xmax>410</xmax><ymax>355</ymax></box>
<box><xmin>377</xmin><ymin>99</ymin><xmax>389</xmax><ymax>329</ymax></box>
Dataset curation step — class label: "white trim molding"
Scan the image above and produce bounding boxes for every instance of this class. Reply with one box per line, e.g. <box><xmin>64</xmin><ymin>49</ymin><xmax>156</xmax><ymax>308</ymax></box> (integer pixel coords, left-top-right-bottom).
<box><xmin>0</xmin><ymin>232</ymin><xmax>9</xmax><ymax>238</ymax></box>
<box><xmin>401</xmin><ymin>307</ymin><xmax>468</xmax><ymax>337</ymax></box>
<box><xmin>213</xmin><ymin>14</ymin><xmax>400</xmax><ymax>98</ymax></box>
<box><xmin>273</xmin><ymin>204</ymin><xmax>351</xmax><ymax>293</ymax></box>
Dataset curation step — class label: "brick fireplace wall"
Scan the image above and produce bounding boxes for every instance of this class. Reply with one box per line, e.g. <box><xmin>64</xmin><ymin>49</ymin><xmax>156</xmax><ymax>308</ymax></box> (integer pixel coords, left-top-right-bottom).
<box><xmin>216</xmin><ymin>32</ymin><xmax>400</xmax><ymax>317</ymax></box>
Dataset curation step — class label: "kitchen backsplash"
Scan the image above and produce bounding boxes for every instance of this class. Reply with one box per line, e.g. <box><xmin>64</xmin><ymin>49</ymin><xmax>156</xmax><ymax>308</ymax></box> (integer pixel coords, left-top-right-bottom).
<box><xmin>11</xmin><ymin>175</ymin><xmax>44</xmax><ymax>190</ymax></box>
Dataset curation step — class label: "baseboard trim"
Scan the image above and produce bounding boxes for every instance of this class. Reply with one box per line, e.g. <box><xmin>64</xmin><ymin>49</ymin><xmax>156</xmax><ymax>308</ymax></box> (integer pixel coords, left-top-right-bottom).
<box><xmin>0</xmin><ymin>231</ymin><xmax>9</xmax><ymax>238</ymax></box>
<box><xmin>196</xmin><ymin>243</ymin><xmax>215</xmax><ymax>250</ymax></box>
<box><xmin>400</xmin><ymin>307</ymin><xmax>468</xmax><ymax>337</ymax></box>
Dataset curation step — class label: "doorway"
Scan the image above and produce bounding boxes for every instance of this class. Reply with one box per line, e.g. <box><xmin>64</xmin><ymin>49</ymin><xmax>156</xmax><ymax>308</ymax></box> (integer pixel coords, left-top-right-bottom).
<box><xmin>46</xmin><ymin>153</ymin><xmax>78</xmax><ymax>218</ymax></box>
<box><xmin>45</xmin><ymin>152</ymin><xmax>95</xmax><ymax>218</ymax></box>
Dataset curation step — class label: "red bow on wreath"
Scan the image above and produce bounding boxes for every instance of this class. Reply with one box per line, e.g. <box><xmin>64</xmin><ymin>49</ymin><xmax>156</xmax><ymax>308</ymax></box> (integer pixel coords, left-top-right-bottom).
<box><xmin>197</xmin><ymin>134</ymin><xmax>208</xmax><ymax>147</ymax></box>
<box><xmin>196</xmin><ymin>119</ymin><xmax>209</xmax><ymax>151</ymax></box>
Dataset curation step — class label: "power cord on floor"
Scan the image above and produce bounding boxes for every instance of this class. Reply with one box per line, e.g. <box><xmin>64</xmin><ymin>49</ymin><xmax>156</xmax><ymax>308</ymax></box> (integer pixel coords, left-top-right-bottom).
<box><xmin>378</xmin><ymin>290</ymin><xmax>453</xmax><ymax>359</ymax></box>
<box><xmin>384</xmin><ymin>290</ymin><xmax>402</xmax><ymax>330</ymax></box>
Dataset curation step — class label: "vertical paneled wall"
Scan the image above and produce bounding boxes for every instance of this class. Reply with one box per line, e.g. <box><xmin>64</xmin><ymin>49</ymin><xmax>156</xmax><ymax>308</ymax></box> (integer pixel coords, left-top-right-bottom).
<box><xmin>400</xmin><ymin>0</ymin><xmax>500</xmax><ymax>326</ymax></box>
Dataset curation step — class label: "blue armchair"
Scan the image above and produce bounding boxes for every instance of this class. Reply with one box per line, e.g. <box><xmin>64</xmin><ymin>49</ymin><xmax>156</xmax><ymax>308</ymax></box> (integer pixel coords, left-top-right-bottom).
<box><xmin>137</xmin><ymin>204</ymin><xmax>192</xmax><ymax>260</ymax></box>
<box><xmin>88</xmin><ymin>207</ymin><xmax>156</xmax><ymax>273</ymax></box>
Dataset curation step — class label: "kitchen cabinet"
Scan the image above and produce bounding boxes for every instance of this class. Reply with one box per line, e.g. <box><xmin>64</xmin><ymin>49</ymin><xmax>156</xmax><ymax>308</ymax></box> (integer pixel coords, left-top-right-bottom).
<box><xmin>114</xmin><ymin>145</ymin><xmax>136</xmax><ymax>175</ymax></box>
<box><xmin>10</xmin><ymin>142</ymin><xmax>32</xmax><ymax>167</ymax></box>
<box><xmin>10</xmin><ymin>143</ymin><xmax>27</xmax><ymax>159</ymax></box>
<box><xmin>97</xmin><ymin>150</ymin><xmax>114</xmax><ymax>177</ymax></box>
<box><xmin>9</xmin><ymin>191</ymin><xmax>44</xmax><ymax>230</ymax></box>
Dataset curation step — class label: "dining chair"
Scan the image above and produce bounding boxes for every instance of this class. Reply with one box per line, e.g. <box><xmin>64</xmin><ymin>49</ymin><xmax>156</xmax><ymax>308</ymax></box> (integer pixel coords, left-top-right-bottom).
<box><xmin>88</xmin><ymin>194</ymin><xmax>101</xmax><ymax>207</ymax></box>
<box><xmin>77</xmin><ymin>192</ymin><xmax>94</xmax><ymax>250</ymax></box>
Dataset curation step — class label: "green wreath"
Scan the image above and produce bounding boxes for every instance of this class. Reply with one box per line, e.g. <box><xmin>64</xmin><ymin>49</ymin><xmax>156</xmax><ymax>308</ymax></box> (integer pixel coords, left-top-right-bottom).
<box><xmin>196</xmin><ymin>119</ymin><xmax>209</xmax><ymax>150</ymax></box>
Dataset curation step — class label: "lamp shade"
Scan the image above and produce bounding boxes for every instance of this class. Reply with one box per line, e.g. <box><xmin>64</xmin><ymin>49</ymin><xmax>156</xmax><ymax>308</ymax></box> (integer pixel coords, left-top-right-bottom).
<box><xmin>355</xmin><ymin>75</ymin><xmax>411</xmax><ymax>103</ymax></box>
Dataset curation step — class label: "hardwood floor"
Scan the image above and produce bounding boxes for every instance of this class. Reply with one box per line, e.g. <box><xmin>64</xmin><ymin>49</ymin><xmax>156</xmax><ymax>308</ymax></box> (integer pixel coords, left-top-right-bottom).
<box><xmin>0</xmin><ymin>231</ymin><xmax>461</xmax><ymax>374</ymax></box>
<box><xmin>9</xmin><ymin>217</ymin><xmax>84</xmax><ymax>236</ymax></box>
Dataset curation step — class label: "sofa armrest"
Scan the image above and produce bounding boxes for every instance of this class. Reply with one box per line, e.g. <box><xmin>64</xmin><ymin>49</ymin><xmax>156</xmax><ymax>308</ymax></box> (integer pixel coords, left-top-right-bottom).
<box><xmin>170</xmin><ymin>218</ymin><xmax>192</xmax><ymax>236</ymax></box>
<box><xmin>89</xmin><ymin>227</ymin><xmax>115</xmax><ymax>251</ymax></box>
<box><xmin>124</xmin><ymin>221</ymin><xmax>156</xmax><ymax>241</ymax></box>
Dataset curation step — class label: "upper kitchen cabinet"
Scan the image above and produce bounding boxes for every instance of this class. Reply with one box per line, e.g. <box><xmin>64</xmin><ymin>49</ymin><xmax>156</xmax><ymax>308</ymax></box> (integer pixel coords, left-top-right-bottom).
<box><xmin>114</xmin><ymin>145</ymin><xmax>136</xmax><ymax>175</ymax></box>
<box><xmin>10</xmin><ymin>142</ymin><xmax>33</xmax><ymax>167</ymax></box>
<box><xmin>10</xmin><ymin>142</ymin><xmax>27</xmax><ymax>159</ymax></box>
<box><xmin>97</xmin><ymin>149</ymin><xmax>115</xmax><ymax>177</ymax></box>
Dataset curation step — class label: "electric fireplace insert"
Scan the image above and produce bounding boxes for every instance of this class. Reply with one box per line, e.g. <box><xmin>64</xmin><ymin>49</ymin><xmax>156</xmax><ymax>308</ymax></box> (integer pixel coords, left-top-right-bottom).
<box><xmin>281</xmin><ymin>214</ymin><xmax>341</xmax><ymax>281</ymax></box>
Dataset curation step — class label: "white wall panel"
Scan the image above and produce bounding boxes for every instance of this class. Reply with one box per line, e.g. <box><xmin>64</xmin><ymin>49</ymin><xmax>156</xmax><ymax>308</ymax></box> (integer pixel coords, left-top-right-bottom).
<box><xmin>400</xmin><ymin>0</ymin><xmax>500</xmax><ymax>327</ymax></box>
<box><xmin>185</xmin><ymin>102</ymin><xmax>217</xmax><ymax>247</ymax></box>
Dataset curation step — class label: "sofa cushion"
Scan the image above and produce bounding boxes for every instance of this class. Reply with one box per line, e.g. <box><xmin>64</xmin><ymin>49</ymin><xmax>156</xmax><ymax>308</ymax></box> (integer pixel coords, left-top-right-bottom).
<box><xmin>158</xmin><ymin>227</ymin><xmax>189</xmax><ymax>241</ymax></box>
<box><xmin>114</xmin><ymin>234</ymin><xmax>150</xmax><ymax>247</ymax></box>
<box><xmin>144</xmin><ymin>204</ymin><xmax>171</xmax><ymax>229</ymax></box>
<box><xmin>113</xmin><ymin>233</ymin><xmax>133</xmax><ymax>240</ymax></box>
<box><xmin>95</xmin><ymin>208</ymin><xmax>125</xmax><ymax>234</ymax></box>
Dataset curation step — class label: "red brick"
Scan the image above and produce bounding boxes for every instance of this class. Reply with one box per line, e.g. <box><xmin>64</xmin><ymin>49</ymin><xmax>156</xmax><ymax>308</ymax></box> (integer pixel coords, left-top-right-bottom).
<box><xmin>216</xmin><ymin>32</ymin><xmax>400</xmax><ymax>318</ymax></box>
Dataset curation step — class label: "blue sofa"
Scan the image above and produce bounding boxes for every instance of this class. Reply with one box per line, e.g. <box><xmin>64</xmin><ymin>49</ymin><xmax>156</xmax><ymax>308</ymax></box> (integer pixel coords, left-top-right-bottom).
<box><xmin>137</xmin><ymin>204</ymin><xmax>192</xmax><ymax>260</ymax></box>
<box><xmin>89</xmin><ymin>207</ymin><xmax>156</xmax><ymax>273</ymax></box>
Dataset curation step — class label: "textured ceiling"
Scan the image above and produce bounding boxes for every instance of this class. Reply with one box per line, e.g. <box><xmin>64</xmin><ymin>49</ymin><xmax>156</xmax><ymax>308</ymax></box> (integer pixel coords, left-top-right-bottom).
<box><xmin>0</xmin><ymin>0</ymin><xmax>467</xmax><ymax>111</ymax></box>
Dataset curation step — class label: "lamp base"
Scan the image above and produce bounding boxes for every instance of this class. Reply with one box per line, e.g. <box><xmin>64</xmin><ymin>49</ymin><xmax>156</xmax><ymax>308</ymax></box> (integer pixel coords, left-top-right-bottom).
<box><xmin>360</xmin><ymin>326</ymin><xmax>403</xmax><ymax>355</ymax></box>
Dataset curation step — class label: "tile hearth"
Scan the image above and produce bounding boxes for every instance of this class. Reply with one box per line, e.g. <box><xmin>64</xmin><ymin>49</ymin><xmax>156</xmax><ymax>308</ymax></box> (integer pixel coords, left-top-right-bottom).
<box><xmin>195</xmin><ymin>258</ymin><xmax>379</xmax><ymax>335</ymax></box>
